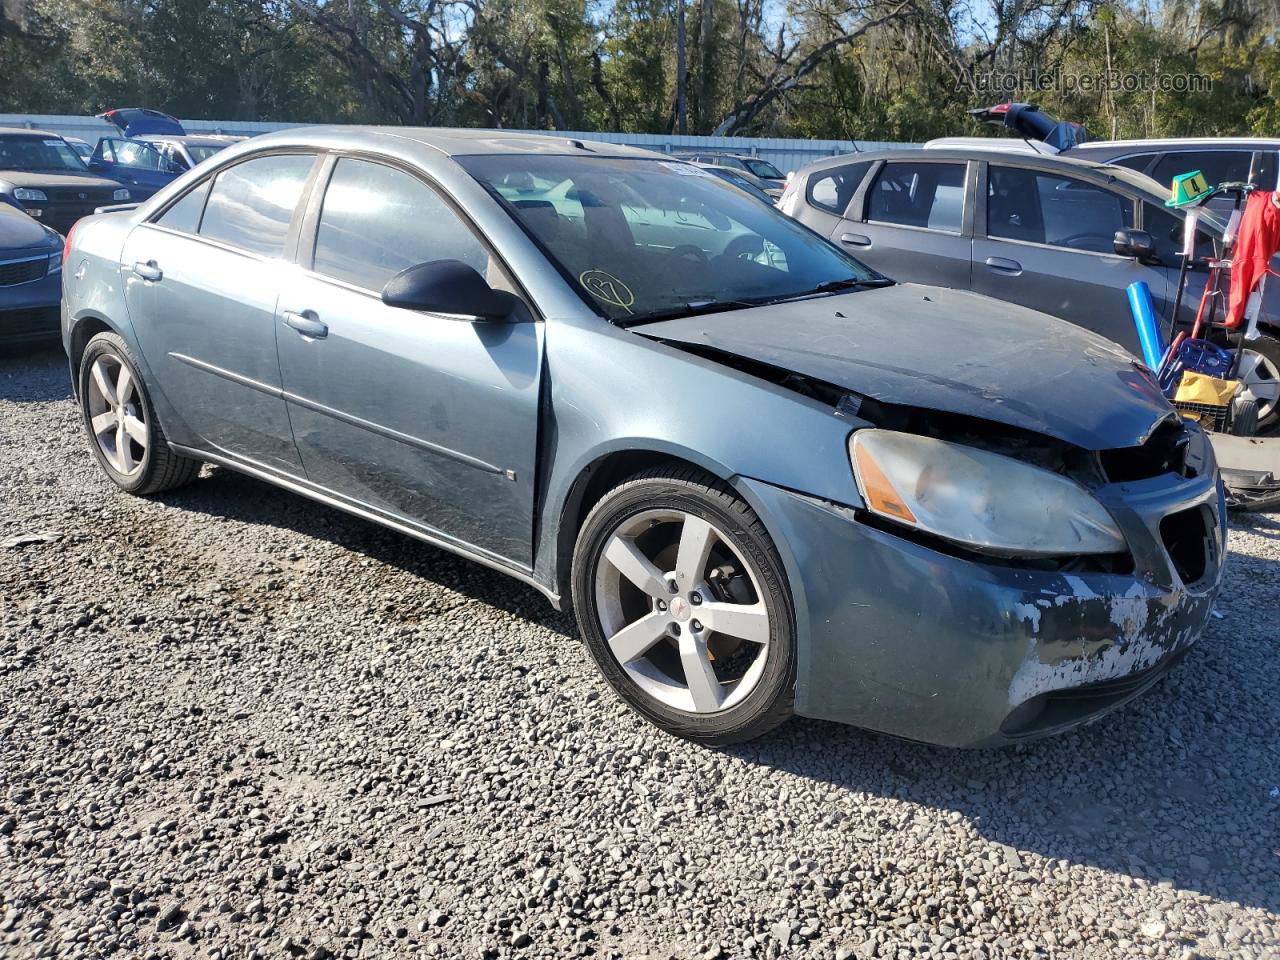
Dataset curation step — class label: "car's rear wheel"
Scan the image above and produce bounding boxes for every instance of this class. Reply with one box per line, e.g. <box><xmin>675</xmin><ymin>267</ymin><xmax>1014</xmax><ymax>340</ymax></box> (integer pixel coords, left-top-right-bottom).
<box><xmin>571</xmin><ymin>467</ymin><xmax>795</xmax><ymax>745</ymax></box>
<box><xmin>78</xmin><ymin>332</ymin><xmax>201</xmax><ymax>495</ymax></box>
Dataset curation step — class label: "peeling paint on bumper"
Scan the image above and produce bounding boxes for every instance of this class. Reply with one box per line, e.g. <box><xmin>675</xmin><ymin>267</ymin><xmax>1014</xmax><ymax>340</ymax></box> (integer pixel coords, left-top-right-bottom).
<box><xmin>738</xmin><ymin>461</ymin><xmax>1226</xmax><ymax>748</ymax></box>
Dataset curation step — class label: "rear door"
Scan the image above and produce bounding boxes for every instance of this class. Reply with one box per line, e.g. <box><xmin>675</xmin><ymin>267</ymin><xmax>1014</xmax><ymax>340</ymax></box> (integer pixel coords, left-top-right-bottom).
<box><xmin>121</xmin><ymin>152</ymin><xmax>318</xmax><ymax>474</ymax></box>
<box><xmin>973</xmin><ymin>163</ymin><xmax>1160</xmax><ymax>353</ymax></box>
<box><xmin>275</xmin><ymin>155</ymin><xmax>544</xmax><ymax>566</ymax></box>
<box><xmin>828</xmin><ymin>159</ymin><xmax>972</xmax><ymax>289</ymax></box>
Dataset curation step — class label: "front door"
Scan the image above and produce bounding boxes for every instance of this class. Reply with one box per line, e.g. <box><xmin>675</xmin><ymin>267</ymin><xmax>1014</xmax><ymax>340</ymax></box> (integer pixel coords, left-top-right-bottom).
<box><xmin>90</xmin><ymin>137</ymin><xmax>175</xmax><ymax>200</ymax></box>
<box><xmin>973</xmin><ymin>163</ymin><xmax>1163</xmax><ymax>355</ymax></box>
<box><xmin>121</xmin><ymin>152</ymin><xmax>317</xmax><ymax>474</ymax></box>
<box><xmin>829</xmin><ymin>158</ymin><xmax>973</xmax><ymax>290</ymax></box>
<box><xmin>275</xmin><ymin>156</ymin><xmax>544</xmax><ymax>567</ymax></box>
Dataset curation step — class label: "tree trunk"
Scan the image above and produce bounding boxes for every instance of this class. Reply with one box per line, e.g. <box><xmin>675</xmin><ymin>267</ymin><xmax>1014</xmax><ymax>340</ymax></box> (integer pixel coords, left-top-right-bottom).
<box><xmin>698</xmin><ymin>0</ymin><xmax>714</xmax><ymax>132</ymax></box>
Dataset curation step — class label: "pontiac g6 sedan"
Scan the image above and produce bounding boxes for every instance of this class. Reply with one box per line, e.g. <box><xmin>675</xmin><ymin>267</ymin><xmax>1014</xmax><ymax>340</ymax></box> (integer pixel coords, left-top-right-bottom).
<box><xmin>62</xmin><ymin>128</ymin><xmax>1225</xmax><ymax>747</ymax></box>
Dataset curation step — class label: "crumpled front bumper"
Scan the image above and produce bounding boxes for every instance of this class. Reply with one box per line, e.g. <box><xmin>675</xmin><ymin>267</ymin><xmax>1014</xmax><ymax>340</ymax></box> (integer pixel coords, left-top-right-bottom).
<box><xmin>738</xmin><ymin>449</ymin><xmax>1227</xmax><ymax>748</ymax></box>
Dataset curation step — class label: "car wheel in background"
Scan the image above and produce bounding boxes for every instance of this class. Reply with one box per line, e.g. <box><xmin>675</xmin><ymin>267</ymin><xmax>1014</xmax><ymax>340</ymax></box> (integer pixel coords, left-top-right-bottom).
<box><xmin>78</xmin><ymin>331</ymin><xmax>201</xmax><ymax>495</ymax></box>
<box><xmin>571</xmin><ymin>466</ymin><xmax>795</xmax><ymax>745</ymax></box>
<box><xmin>1238</xmin><ymin>333</ymin><xmax>1280</xmax><ymax>432</ymax></box>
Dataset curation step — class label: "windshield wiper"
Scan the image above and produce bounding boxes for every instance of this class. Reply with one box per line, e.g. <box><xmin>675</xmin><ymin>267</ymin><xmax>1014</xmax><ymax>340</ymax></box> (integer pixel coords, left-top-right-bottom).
<box><xmin>803</xmin><ymin>276</ymin><xmax>895</xmax><ymax>295</ymax></box>
<box><xmin>619</xmin><ymin>297</ymin><xmax>765</xmax><ymax>327</ymax></box>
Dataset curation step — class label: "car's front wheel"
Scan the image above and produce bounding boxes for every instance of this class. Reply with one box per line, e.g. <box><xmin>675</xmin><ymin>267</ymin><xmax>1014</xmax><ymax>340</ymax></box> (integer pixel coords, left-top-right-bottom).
<box><xmin>571</xmin><ymin>467</ymin><xmax>795</xmax><ymax>745</ymax></box>
<box><xmin>78</xmin><ymin>331</ymin><xmax>201</xmax><ymax>495</ymax></box>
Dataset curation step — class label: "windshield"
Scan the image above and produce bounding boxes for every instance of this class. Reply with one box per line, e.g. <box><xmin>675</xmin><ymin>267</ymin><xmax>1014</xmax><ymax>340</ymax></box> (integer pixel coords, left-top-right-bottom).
<box><xmin>744</xmin><ymin>158</ymin><xmax>784</xmax><ymax>179</ymax></box>
<box><xmin>187</xmin><ymin>144</ymin><xmax>228</xmax><ymax>164</ymax></box>
<box><xmin>461</xmin><ymin>154</ymin><xmax>878</xmax><ymax>322</ymax></box>
<box><xmin>0</xmin><ymin>135</ymin><xmax>87</xmax><ymax>173</ymax></box>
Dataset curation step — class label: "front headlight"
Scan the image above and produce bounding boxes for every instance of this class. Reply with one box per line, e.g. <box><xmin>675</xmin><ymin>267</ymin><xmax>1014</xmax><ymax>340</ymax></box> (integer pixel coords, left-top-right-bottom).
<box><xmin>47</xmin><ymin>251</ymin><xmax>62</xmax><ymax>273</ymax></box>
<box><xmin>112</xmin><ymin>188</ymin><xmax>131</xmax><ymax>202</ymax></box>
<box><xmin>849</xmin><ymin>429</ymin><xmax>1126</xmax><ymax>556</ymax></box>
<box><xmin>13</xmin><ymin>187</ymin><xmax>47</xmax><ymax>202</ymax></box>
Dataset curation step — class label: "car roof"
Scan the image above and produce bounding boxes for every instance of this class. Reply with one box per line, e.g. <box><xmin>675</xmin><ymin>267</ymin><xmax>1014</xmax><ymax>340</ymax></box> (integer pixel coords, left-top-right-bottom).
<box><xmin>243</xmin><ymin>125</ymin><xmax>662</xmax><ymax>160</ymax></box>
<box><xmin>0</xmin><ymin>127</ymin><xmax>64</xmax><ymax>139</ymax></box>
<box><xmin>1071</xmin><ymin>137</ymin><xmax>1280</xmax><ymax>152</ymax></box>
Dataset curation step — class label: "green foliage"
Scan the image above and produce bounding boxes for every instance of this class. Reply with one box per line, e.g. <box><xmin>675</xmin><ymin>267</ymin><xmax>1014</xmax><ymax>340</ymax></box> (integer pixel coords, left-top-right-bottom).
<box><xmin>1</xmin><ymin>0</ymin><xmax>1277</xmax><ymax>139</ymax></box>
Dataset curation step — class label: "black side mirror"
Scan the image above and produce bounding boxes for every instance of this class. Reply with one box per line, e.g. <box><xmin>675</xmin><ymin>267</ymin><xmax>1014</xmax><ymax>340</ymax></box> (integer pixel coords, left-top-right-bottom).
<box><xmin>381</xmin><ymin>259</ymin><xmax>518</xmax><ymax>321</ymax></box>
<box><xmin>1114</xmin><ymin>228</ymin><xmax>1157</xmax><ymax>263</ymax></box>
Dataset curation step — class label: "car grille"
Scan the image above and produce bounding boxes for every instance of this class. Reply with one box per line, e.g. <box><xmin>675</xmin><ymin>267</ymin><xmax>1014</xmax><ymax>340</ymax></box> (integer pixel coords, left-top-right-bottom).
<box><xmin>0</xmin><ymin>257</ymin><xmax>47</xmax><ymax>286</ymax></box>
<box><xmin>47</xmin><ymin>187</ymin><xmax>113</xmax><ymax>204</ymax></box>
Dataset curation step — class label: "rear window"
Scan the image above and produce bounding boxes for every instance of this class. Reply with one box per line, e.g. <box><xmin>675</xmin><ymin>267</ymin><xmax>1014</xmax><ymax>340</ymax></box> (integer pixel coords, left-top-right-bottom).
<box><xmin>198</xmin><ymin>154</ymin><xmax>315</xmax><ymax>257</ymax></box>
<box><xmin>807</xmin><ymin>162</ymin><xmax>870</xmax><ymax>215</ymax></box>
<box><xmin>1150</xmin><ymin>150</ymin><xmax>1256</xmax><ymax>190</ymax></box>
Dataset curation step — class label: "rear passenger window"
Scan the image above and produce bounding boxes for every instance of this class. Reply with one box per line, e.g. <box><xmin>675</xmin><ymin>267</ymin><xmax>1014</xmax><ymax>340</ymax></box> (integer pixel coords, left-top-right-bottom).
<box><xmin>1151</xmin><ymin>150</ymin><xmax>1255</xmax><ymax>190</ymax></box>
<box><xmin>807</xmin><ymin>162</ymin><xmax>870</xmax><ymax>215</ymax></box>
<box><xmin>312</xmin><ymin>157</ymin><xmax>490</xmax><ymax>292</ymax></box>
<box><xmin>155</xmin><ymin>180</ymin><xmax>211</xmax><ymax>234</ymax></box>
<box><xmin>1111</xmin><ymin>153</ymin><xmax>1156</xmax><ymax>174</ymax></box>
<box><xmin>198</xmin><ymin>154</ymin><xmax>315</xmax><ymax>257</ymax></box>
<box><xmin>867</xmin><ymin>161</ymin><xmax>965</xmax><ymax>232</ymax></box>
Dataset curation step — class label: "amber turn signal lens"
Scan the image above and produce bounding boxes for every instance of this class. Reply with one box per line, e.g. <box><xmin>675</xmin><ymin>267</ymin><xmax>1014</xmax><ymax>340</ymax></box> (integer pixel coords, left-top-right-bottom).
<box><xmin>851</xmin><ymin>441</ymin><xmax>917</xmax><ymax>524</ymax></box>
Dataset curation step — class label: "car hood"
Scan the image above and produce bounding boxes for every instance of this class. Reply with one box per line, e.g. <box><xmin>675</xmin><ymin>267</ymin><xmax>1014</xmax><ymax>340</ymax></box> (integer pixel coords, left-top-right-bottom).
<box><xmin>0</xmin><ymin>202</ymin><xmax>55</xmax><ymax>249</ymax></box>
<box><xmin>637</xmin><ymin>284</ymin><xmax>1174</xmax><ymax>451</ymax></box>
<box><xmin>0</xmin><ymin>171</ymin><xmax>122</xmax><ymax>191</ymax></box>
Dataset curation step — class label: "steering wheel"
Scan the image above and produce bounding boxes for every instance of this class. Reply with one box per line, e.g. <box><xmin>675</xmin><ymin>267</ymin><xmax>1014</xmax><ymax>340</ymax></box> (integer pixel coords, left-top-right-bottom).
<box><xmin>667</xmin><ymin>244</ymin><xmax>709</xmax><ymax>264</ymax></box>
<box><xmin>723</xmin><ymin>235</ymin><xmax>765</xmax><ymax>261</ymax></box>
<box><xmin>1059</xmin><ymin>233</ymin><xmax>1113</xmax><ymax>252</ymax></box>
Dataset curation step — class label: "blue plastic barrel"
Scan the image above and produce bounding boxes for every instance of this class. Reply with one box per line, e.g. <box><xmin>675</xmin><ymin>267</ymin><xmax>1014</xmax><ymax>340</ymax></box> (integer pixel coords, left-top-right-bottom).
<box><xmin>1127</xmin><ymin>281</ymin><xmax>1165</xmax><ymax>371</ymax></box>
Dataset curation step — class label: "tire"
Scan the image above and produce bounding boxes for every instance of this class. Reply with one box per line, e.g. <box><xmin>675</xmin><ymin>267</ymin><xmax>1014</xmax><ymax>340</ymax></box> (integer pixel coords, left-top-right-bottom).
<box><xmin>1230</xmin><ymin>397</ymin><xmax>1259</xmax><ymax>436</ymax></box>
<box><xmin>1240</xmin><ymin>331</ymin><xmax>1280</xmax><ymax>433</ymax></box>
<box><xmin>571</xmin><ymin>466</ymin><xmax>795</xmax><ymax>745</ymax></box>
<box><xmin>78</xmin><ymin>331</ymin><xmax>201</xmax><ymax>496</ymax></box>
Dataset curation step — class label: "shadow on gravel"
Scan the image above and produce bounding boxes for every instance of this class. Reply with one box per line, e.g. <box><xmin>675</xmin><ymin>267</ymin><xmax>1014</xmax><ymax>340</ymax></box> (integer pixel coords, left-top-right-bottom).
<box><xmin>730</xmin><ymin>523</ymin><xmax>1280</xmax><ymax>915</ymax></box>
<box><xmin>0</xmin><ymin>342</ymin><xmax>70</xmax><ymax>403</ymax></box>
<box><xmin>154</xmin><ymin>463</ymin><xmax>577</xmax><ymax>634</ymax></box>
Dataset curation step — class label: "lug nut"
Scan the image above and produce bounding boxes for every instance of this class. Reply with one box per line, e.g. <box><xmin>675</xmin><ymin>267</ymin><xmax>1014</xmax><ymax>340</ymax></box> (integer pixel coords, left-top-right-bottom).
<box><xmin>689</xmin><ymin>592</ymin><xmax>702</xmax><ymax>605</ymax></box>
<box><xmin>670</xmin><ymin>623</ymin><xmax>682</xmax><ymax>636</ymax></box>
<box><xmin>666</xmin><ymin>579</ymin><xmax>679</xmax><ymax>594</ymax></box>
<box><xmin>691</xmin><ymin>619</ymin><xmax>702</xmax><ymax>632</ymax></box>
<box><xmin>656</xmin><ymin>599</ymin><xmax>667</xmax><ymax>612</ymax></box>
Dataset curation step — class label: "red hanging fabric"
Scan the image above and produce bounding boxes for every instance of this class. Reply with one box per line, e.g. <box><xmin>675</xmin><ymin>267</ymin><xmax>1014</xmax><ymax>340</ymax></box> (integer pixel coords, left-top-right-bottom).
<box><xmin>1226</xmin><ymin>191</ymin><xmax>1280</xmax><ymax>328</ymax></box>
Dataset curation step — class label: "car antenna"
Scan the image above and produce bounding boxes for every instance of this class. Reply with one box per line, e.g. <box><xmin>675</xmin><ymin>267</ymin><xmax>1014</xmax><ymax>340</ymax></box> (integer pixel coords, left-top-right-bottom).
<box><xmin>567</xmin><ymin>138</ymin><xmax>593</xmax><ymax>151</ymax></box>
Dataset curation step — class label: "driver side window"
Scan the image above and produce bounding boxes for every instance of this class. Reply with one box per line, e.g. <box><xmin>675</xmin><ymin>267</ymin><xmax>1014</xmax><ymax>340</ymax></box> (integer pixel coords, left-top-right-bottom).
<box><xmin>988</xmin><ymin>166</ymin><xmax>1133</xmax><ymax>253</ymax></box>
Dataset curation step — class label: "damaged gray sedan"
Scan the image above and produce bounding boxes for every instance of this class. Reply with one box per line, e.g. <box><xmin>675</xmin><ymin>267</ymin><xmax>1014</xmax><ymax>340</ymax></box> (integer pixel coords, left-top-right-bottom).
<box><xmin>61</xmin><ymin>128</ymin><xmax>1226</xmax><ymax>746</ymax></box>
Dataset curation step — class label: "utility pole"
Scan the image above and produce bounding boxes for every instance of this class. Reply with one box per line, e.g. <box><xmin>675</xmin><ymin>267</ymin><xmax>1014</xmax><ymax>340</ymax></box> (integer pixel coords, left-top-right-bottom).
<box><xmin>675</xmin><ymin>0</ymin><xmax>688</xmax><ymax>135</ymax></box>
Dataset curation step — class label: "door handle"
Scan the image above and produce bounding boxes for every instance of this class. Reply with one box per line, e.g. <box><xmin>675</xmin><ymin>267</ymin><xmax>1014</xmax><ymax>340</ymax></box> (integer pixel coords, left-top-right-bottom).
<box><xmin>840</xmin><ymin>233</ymin><xmax>872</xmax><ymax>247</ymax></box>
<box><xmin>282</xmin><ymin>310</ymin><xmax>328</xmax><ymax>339</ymax></box>
<box><xmin>132</xmin><ymin>260</ymin><xmax>162</xmax><ymax>282</ymax></box>
<box><xmin>984</xmin><ymin>256</ymin><xmax>1023</xmax><ymax>276</ymax></box>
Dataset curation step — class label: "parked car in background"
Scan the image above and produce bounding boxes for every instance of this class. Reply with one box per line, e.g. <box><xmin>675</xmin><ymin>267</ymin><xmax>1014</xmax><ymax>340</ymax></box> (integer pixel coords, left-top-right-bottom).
<box><xmin>781</xmin><ymin>147</ymin><xmax>1280</xmax><ymax>427</ymax></box>
<box><xmin>0</xmin><ymin>128</ymin><xmax>131</xmax><ymax>234</ymax></box>
<box><xmin>694</xmin><ymin>163</ymin><xmax>778</xmax><ymax>204</ymax></box>
<box><xmin>91</xmin><ymin>107</ymin><xmax>245</xmax><ymax>200</ymax></box>
<box><xmin>928</xmin><ymin>102</ymin><xmax>1280</xmax><ymax>216</ymax></box>
<box><xmin>674</xmin><ymin>152</ymin><xmax>787</xmax><ymax>193</ymax></box>
<box><xmin>0</xmin><ymin>200</ymin><xmax>63</xmax><ymax>345</ymax></box>
<box><xmin>64</xmin><ymin>137</ymin><xmax>94</xmax><ymax>165</ymax></box>
<box><xmin>63</xmin><ymin>127</ymin><xmax>1225</xmax><ymax>748</ymax></box>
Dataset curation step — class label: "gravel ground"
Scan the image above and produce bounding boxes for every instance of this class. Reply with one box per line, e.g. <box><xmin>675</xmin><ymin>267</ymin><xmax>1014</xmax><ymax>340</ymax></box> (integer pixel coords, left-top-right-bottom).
<box><xmin>1</xmin><ymin>344</ymin><xmax>1277</xmax><ymax>960</ymax></box>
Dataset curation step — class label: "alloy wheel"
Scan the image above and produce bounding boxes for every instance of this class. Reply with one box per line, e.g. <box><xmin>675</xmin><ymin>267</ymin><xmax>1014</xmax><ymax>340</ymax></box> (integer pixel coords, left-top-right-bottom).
<box><xmin>1237</xmin><ymin>347</ymin><xmax>1280</xmax><ymax>425</ymax></box>
<box><xmin>593</xmin><ymin>509</ymin><xmax>772</xmax><ymax>714</ymax></box>
<box><xmin>86</xmin><ymin>354</ymin><xmax>148</xmax><ymax>477</ymax></box>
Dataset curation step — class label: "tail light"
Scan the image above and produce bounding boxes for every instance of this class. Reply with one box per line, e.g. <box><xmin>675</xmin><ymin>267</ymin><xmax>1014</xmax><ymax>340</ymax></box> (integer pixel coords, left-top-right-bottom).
<box><xmin>63</xmin><ymin>221</ymin><xmax>79</xmax><ymax>264</ymax></box>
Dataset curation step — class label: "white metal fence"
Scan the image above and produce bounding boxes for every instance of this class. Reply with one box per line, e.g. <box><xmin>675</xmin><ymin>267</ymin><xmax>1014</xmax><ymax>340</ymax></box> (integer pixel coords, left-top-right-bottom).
<box><xmin>0</xmin><ymin>114</ymin><xmax>918</xmax><ymax>173</ymax></box>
